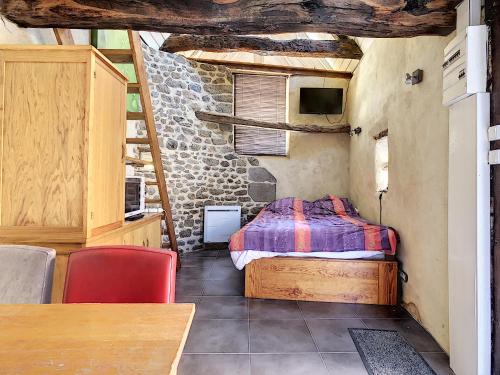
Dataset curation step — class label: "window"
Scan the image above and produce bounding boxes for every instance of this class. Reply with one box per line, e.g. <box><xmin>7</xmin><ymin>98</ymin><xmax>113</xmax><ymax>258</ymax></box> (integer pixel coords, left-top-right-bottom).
<box><xmin>375</xmin><ymin>134</ymin><xmax>389</xmax><ymax>192</ymax></box>
<box><xmin>233</xmin><ymin>74</ymin><xmax>287</xmax><ymax>156</ymax></box>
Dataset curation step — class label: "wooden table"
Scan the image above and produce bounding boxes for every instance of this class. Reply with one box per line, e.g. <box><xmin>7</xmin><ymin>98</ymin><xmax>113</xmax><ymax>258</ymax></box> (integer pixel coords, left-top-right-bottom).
<box><xmin>0</xmin><ymin>303</ymin><xmax>195</xmax><ymax>374</ymax></box>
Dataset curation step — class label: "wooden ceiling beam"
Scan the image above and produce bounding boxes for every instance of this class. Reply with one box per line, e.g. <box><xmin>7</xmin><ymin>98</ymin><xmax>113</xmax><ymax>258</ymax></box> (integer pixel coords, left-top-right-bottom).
<box><xmin>195</xmin><ymin>111</ymin><xmax>351</xmax><ymax>134</ymax></box>
<box><xmin>2</xmin><ymin>0</ymin><xmax>459</xmax><ymax>38</ymax></box>
<box><xmin>189</xmin><ymin>57</ymin><xmax>353</xmax><ymax>79</ymax></box>
<box><xmin>161</xmin><ymin>34</ymin><xmax>363</xmax><ymax>59</ymax></box>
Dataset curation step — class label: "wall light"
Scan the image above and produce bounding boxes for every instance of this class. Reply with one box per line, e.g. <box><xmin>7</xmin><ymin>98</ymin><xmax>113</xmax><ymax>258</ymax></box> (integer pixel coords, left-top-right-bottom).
<box><xmin>405</xmin><ymin>69</ymin><xmax>423</xmax><ymax>85</ymax></box>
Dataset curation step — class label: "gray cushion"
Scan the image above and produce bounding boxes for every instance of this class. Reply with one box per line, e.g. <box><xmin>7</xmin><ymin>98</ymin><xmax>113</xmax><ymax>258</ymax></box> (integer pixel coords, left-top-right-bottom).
<box><xmin>0</xmin><ymin>245</ymin><xmax>56</xmax><ymax>304</ymax></box>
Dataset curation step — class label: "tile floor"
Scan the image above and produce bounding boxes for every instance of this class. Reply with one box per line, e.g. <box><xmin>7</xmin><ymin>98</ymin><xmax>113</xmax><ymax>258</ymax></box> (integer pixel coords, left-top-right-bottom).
<box><xmin>177</xmin><ymin>249</ymin><xmax>455</xmax><ymax>375</ymax></box>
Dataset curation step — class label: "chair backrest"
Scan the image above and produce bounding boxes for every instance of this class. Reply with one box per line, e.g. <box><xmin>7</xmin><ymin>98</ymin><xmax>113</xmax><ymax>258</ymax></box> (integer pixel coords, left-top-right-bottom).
<box><xmin>63</xmin><ymin>246</ymin><xmax>177</xmax><ymax>303</ymax></box>
<box><xmin>0</xmin><ymin>245</ymin><xmax>56</xmax><ymax>304</ymax></box>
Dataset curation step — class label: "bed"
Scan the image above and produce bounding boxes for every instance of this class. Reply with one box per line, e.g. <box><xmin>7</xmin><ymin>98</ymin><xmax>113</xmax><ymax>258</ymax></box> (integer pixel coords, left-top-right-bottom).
<box><xmin>229</xmin><ymin>195</ymin><xmax>398</xmax><ymax>305</ymax></box>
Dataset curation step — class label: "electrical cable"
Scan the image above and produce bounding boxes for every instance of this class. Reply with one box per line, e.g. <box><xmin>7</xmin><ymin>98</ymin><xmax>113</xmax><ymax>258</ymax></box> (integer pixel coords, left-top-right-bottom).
<box><xmin>324</xmin><ymin>49</ymin><xmax>365</xmax><ymax>125</ymax></box>
<box><xmin>379</xmin><ymin>191</ymin><xmax>383</xmax><ymax>225</ymax></box>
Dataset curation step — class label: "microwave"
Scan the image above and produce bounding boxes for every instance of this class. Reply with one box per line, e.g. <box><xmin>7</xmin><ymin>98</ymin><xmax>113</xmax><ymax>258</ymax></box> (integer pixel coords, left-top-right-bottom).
<box><xmin>125</xmin><ymin>176</ymin><xmax>145</xmax><ymax>218</ymax></box>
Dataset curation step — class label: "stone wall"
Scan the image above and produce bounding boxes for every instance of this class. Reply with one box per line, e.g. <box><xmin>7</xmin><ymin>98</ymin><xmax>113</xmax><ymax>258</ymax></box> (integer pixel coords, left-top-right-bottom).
<box><xmin>135</xmin><ymin>44</ymin><xmax>277</xmax><ymax>253</ymax></box>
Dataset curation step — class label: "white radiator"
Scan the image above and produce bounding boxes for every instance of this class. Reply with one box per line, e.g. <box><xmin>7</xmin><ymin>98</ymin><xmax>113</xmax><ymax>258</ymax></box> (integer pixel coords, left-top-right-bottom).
<box><xmin>203</xmin><ymin>206</ymin><xmax>241</xmax><ymax>243</ymax></box>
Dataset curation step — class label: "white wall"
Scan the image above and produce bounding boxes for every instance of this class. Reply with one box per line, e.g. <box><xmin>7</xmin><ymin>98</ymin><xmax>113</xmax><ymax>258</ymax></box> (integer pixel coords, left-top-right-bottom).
<box><xmin>347</xmin><ymin>36</ymin><xmax>451</xmax><ymax>351</ymax></box>
<box><xmin>258</xmin><ymin>132</ymin><xmax>350</xmax><ymax>200</ymax></box>
<box><xmin>0</xmin><ymin>18</ymin><xmax>89</xmax><ymax>45</ymax></box>
<box><xmin>258</xmin><ymin>76</ymin><xmax>351</xmax><ymax>200</ymax></box>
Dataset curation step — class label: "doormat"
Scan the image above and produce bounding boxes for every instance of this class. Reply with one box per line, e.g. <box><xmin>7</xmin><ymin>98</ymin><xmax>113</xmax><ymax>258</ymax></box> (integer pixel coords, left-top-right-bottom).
<box><xmin>348</xmin><ymin>328</ymin><xmax>436</xmax><ymax>375</ymax></box>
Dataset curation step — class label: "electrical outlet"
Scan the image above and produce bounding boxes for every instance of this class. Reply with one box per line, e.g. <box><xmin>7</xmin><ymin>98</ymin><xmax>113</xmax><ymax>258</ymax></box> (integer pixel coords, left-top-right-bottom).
<box><xmin>399</xmin><ymin>270</ymin><xmax>409</xmax><ymax>283</ymax></box>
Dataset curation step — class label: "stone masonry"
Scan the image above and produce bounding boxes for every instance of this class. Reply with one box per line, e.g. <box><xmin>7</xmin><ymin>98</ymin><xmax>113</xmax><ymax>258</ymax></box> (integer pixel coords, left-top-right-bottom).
<box><xmin>134</xmin><ymin>44</ymin><xmax>277</xmax><ymax>253</ymax></box>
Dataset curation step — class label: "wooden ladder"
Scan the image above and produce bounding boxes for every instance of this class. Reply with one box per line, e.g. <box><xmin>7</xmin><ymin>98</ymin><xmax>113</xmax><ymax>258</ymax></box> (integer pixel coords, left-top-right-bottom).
<box><xmin>99</xmin><ymin>30</ymin><xmax>180</xmax><ymax>267</ymax></box>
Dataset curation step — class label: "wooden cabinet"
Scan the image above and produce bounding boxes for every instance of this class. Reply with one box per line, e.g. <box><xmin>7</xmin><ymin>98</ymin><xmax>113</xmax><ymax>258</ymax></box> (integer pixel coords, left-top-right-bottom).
<box><xmin>0</xmin><ymin>46</ymin><xmax>163</xmax><ymax>302</ymax></box>
<box><xmin>0</xmin><ymin>46</ymin><xmax>127</xmax><ymax>242</ymax></box>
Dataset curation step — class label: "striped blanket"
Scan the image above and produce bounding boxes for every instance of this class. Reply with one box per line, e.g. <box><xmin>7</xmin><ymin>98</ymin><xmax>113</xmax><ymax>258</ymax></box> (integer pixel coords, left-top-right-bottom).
<box><xmin>229</xmin><ymin>195</ymin><xmax>397</xmax><ymax>255</ymax></box>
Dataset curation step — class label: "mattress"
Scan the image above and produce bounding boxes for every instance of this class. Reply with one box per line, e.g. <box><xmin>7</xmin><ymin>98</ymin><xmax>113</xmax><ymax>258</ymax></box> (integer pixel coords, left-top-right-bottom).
<box><xmin>229</xmin><ymin>195</ymin><xmax>397</xmax><ymax>269</ymax></box>
<box><xmin>230</xmin><ymin>249</ymin><xmax>386</xmax><ymax>270</ymax></box>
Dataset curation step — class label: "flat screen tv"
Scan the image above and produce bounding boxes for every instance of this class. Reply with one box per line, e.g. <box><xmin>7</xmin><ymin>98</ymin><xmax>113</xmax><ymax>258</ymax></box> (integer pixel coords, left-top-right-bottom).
<box><xmin>299</xmin><ymin>88</ymin><xmax>343</xmax><ymax>115</ymax></box>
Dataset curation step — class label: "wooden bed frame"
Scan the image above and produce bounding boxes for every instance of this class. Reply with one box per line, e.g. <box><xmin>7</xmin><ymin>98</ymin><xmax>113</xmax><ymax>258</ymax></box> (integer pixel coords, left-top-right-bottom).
<box><xmin>245</xmin><ymin>257</ymin><xmax>398</xmax><ymax>305</ymax></box>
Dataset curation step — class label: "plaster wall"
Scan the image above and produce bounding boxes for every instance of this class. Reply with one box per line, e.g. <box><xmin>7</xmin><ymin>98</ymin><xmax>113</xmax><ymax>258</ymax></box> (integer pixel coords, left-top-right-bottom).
<box><xmin>347</xmin><ymin>36</ymin><xmax>451</xmax><ymax>351</ymax></box>
<box><xmin>0</xmin><ymin>19</ymin><xmax>89</xmax><ymax>45</ymax></box>
<box><xmin>258</xmin><ymin>76</ymin><xmax>351</xmax><ymax>201</ymax></box>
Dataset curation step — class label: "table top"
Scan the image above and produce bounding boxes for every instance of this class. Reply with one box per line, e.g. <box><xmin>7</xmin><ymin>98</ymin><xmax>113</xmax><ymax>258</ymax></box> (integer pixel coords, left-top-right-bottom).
<box><xmin>0</xmin><ymin>303</ymin><xmax>195</xmax><ymax>374</ymax></box>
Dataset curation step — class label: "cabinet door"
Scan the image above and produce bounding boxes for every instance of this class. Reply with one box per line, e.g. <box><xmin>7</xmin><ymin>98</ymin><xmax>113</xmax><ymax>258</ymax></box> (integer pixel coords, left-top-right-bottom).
<box><xmin>87</xmin><ymin>57</ymin><xmax>127</xmax><ymax>237</ymax></box>
<box><xmin>122</xmin><ymin>219</ymin><xmax>162</xmax><ymax>248</ymax></box>
<box><xmin>0</xmin><ymin>58</ymin><xmax>86</xmax><ymax>230</ymax></box>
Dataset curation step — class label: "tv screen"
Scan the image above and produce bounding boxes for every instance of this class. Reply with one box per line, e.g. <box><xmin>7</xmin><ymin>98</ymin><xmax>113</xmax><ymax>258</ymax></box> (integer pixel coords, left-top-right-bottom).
<box><xmin>299</xmin><ymin>88</ymin><xmax>343</xmax><ymax>115</ymax></box>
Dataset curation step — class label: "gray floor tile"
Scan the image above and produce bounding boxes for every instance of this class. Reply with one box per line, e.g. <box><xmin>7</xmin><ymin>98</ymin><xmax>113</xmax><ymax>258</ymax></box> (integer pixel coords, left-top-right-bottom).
<box><xmin>250</xmin><ymin>319</ymin><xmax>317</xmax><ymax>353</ymax></box>
<box><xmin>179</xmin><ymin>354</ymin><xmax>250</xmax><ymax>375</ymax></box>
<box><xmin>421</xmin><ymin>352</ymin><xmax>455</xmax><ymax>375</ymax></box>
<box><xmin>361</xmin><ymin>318</ymin><xmax>443</xmax><ymax>352</ymax></box>
<box><xmin>306</xmin><ymin>319</ymin><xmax>365</xmax><ymax>352</ymax></box>
<box><xmin>250</xmin><ymin>354</ymin><xmax>329</xmax><ymax>375</ymax></box>
<box><xmin>187</xmin><ymin>250</ymin><xmax>220</xmax><ymax>257</ymax></box>
<box><xmin>184</xmin><ymin>319</ymin><xmax>249</xmax><ymax>353</ymax></box>
<box><xmin>216</xmin><ymin>249</ymin><xmax>231</xmax><ymax>258</ymax></box>
<box><xmin>177</xmin><ymin>249</ymin><xmax>447</xmax><ymax>373</ymax></box>
<box><xmin>176</xmin><ymin>278</ymin><xmax>204</xmax><ymax>297</ymax></box>
<box><xmin>354</xmin><ymin>304</ymin><xmax>410</xmax><ymax>319</ymax></box>
<box><xmin>209</xmin><ymin>265</ymin><xmax>244</xmax><ymax>280</ymax></box>
<box><xmin>214</xmin><ymin>256</ymin><xmax>236</xmax><ymax>267</ymax></box>
<box><xmin>175</xmin><ymin>295</ymin><xmax>200</xmax><ymax>304</ymax></box>
<box><xmin>195</xmin><ymin>296</ymin><xmax>248</xmax><ymax>319</ymax></box>
<box><xmin>203</xmin><ymin>278</ymin><xmax>244</xmax><ymax>296</ymax></box>
<box><xmin>181</xmin><ymin>256</ymin><xmax>218</xmax><ymax>268</ymax></box>
<box><xmin>321</xmin><ymin>353</ymin><xmax>368</xmax><ymax>375</ymax></box>
<box><xmin>250</xmin><ymin>299</ymin><xmax>302</xmax><ymax>320</ymax></box>
<box><xmin>177</xmin><ymin>265</ymin><xmax>213</xmax><ymax>280</ymax></box>
<box><xmin>298</xmin><ymin>301</ymin><xmax>358</xmax><ymax>318</ymax></box>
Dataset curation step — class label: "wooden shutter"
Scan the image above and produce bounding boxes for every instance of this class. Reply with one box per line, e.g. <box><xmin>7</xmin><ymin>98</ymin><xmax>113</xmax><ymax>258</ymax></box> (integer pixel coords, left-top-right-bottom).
<box><xmin>234</xmin><ymin>74</ymin><xmax>287</xmax><ymax>156</ymax></box>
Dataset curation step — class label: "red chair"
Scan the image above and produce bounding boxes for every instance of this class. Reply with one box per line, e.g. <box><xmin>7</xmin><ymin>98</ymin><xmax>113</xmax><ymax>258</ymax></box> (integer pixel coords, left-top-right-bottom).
<box><xmin>63</xmin><ymin>246</ymin><xmax>177</xmax><ymax>303</ymax></box>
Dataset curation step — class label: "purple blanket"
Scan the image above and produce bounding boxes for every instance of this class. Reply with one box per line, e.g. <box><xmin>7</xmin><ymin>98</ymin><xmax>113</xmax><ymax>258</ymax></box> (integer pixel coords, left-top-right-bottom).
<box><xmin>229</xmin><ymin>195</ymin><xmax>397</xmax><ymax>255</ymax></box>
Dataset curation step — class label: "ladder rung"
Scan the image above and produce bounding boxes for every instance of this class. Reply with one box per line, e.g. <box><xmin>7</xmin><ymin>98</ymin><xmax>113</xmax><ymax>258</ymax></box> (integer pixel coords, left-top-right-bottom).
<box><xmin>146</xmin><ymin>198</ymin><xmax>162</xmax><ymax>204</ymax></box>
<box><xmin>125</xmin><ymin>156</ymin><xmax>153</xmax><ymax>166</ymax></box>
<box><xmin>145</xmin><ymin>181</ymin><xmax>158</xmax><ymax>186</ymax></box>
<box><xmin>99</xmin><ymin>49</ymin><xmax>133</xmax><ymax>63</ymax></box>
<box><xmin>127</xmin><ymin>111</ymin><xmax>145</xmax><ymax>121</ymax></box>
<box><xmin>126</xmin><ymin>137</ymin><xmax>150</xmax><ymax>145</ymax></box>
<box><xmin>127</xmin><ymin>82</ymin><xmax>141</xmax><ymax>94</ymax></box>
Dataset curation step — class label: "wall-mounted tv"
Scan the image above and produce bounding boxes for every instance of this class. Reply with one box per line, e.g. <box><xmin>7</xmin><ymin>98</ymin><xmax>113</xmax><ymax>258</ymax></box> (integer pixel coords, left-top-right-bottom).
<box><xmin>299</xmin><ymin>88</ymin><xmax>343</xmax><ymax>115</ymax></box>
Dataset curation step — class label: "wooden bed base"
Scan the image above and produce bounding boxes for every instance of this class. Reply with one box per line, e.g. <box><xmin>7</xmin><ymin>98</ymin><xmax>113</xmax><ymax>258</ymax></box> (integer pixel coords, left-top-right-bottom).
<box><xmin>245</xmin><ymin>257</ymin><xmax>398</xmax><ymax>305</ymax></box>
